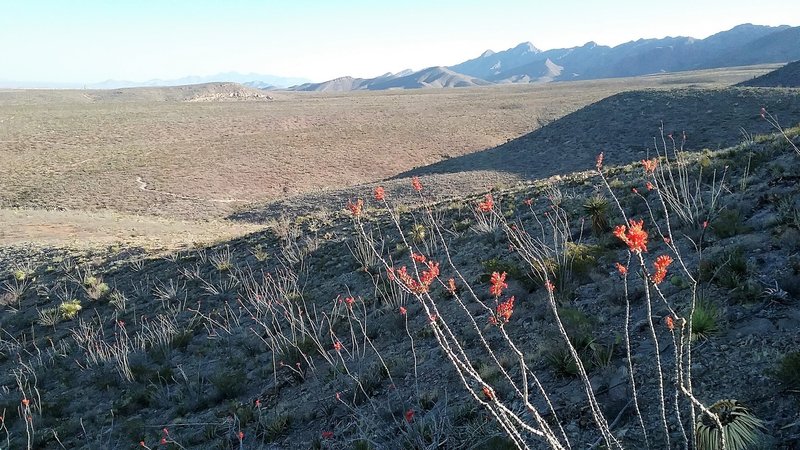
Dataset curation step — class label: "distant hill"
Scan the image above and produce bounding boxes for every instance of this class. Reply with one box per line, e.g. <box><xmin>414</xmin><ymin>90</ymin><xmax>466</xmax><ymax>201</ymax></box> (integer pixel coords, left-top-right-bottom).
<box><xmin>0</xmin><ymin>73</ymin><xmax>310</xmax><ymax>90</ymax></box>
<box><xmin>88</xmin><ymin>72</ymin><xmax>309</xmax><ymax>89</ymax></box>
<box><xmin>293</xmin><ymin>23</ymin><xmax>800</xmax><ymax>92</ymax></box>
<box><xmin>738</xmin><ymin>60</ymin><xmax>800</xmax><ymax>87</ymax></box>
<box><xmin>284</xmin><ymin>68</ymin><xmax>484</xmax><ymax>92</ymax></box>
<box><xmin>370</xmin><ymin>66</ymin><xmax>490</xmax><ymax>89</ymax></box>
<box><xmin>77</xmin><ymin>82</ymin><xmax>272</xmax><ymax>103</ymax></box>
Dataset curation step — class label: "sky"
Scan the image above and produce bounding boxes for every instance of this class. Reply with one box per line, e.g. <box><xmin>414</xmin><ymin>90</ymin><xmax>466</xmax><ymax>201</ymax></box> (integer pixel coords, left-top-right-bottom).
<box><xmin>0</xmin><ymin>0</ymin><xmax>796</xmax><ymax>84</ymax></box>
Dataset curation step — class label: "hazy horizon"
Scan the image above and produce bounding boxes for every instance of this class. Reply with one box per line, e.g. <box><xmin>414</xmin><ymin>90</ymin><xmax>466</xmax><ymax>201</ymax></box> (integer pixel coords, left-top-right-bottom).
<box><xmin>1</xmin><ymin>0</ymin><xmax>796</xmax><ymax>85</ymax></box>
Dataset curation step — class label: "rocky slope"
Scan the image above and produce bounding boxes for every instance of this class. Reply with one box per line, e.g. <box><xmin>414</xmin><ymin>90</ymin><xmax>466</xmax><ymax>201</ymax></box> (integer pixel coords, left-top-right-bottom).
<box><xmin>1</xmin><ymin>115</ymin><xmax>799</xmax><ymax>448</ymax></box>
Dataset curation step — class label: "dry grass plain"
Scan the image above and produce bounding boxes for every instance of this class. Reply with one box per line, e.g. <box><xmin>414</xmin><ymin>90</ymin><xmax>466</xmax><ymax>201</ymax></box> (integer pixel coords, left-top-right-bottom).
<box><xmin>0</xmin><ymin>64</ymin><xmax>780</xmax><ymax>247</ymax></box>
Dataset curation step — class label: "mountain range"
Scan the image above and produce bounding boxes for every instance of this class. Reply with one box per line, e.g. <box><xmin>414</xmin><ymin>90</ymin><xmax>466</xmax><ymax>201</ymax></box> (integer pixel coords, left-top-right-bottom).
<box><xmin>291</xmin><ymin>23</ymin><xmax>800</xmax><ymax>91</ymax></box>
<box><xmin>0</xmin><ymin>72</ymin><xmax>310</xmax><ymax>90</ymax></box>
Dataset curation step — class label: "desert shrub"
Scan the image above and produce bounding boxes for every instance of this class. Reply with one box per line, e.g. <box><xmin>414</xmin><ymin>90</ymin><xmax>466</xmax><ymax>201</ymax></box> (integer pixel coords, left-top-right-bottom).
<box><xmin>58</xmin><ymin>299</ymin><xmax>82</xmax><ymax>319</ymax></box>
<box><xmin>249</xmin><ymin>244</ymin><xmax>270</xmax><ymax>262</ymax></box>
<box><xmin>545</xmin><ymin>308</ymin><xmax>612</xmax><ymax>376</ymax></box>
<box><xmin>211</xmin><ymin>367</ymin><xmax>247</xmax><ymax>400</ymax></box>
<box><xmin>83</xmin><ymin>275</ymin><xmax>110</xmax><ymax>300</ymax></box>
<box><xmin>691</xmin><ymin>301</ymin><xmax>719</xmax><ymax>341</ymax></box>
<box><xmin>776</xmin><ymin>197</ymin><xmax>800</xmax><ymax>229</ymax></box>
<box><xmin>39</xmin><ymin>307</ymin><xmax>63</xmax><ymax>328</ymax></box>
<box><xmin>702</xmin><ymin>248</ymin><xmax>748</xmax><ymax>286</ymax></box>
<box><xmin>711</xmin><ymin>208</ymin><xmax>750</xmax><ymax>238</ymax></box>
<box><xmin>770</xmin><ymin>351</ymin><xmax>800</xmax><ymax>391</ymax></box>
<box><xmin>480</xmin><ymin>258</ymin><xmax>527</xmax><ymax>284</ymax></box>
<box><xmin>256</xmin><ymin>409</ymin><xmax>291</xmax><ymax>442</ymax></box>
<box><xmin>564</xmin><ymin>242</ymin><xmax>602</xmax><ymax>279</ymax></box>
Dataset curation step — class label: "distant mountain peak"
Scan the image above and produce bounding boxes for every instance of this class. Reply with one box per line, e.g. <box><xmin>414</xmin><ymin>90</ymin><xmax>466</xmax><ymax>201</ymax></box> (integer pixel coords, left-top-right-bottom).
<box><xmin>480</xmin><ymin>49</ymin><xmax>496</xmax><ymax>58</ymax></box>
<box><xmin>513</xmin><ymin>42</ymin><xmax>540</xmax><ymax>53</ymax></box>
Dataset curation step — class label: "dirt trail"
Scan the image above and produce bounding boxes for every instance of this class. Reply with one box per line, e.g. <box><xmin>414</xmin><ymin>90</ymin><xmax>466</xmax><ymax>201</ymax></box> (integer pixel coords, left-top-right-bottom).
<box><xmin>135</xmin><ymin>176</ymin><xmax>248</xmax><ymax>204</ymax></box>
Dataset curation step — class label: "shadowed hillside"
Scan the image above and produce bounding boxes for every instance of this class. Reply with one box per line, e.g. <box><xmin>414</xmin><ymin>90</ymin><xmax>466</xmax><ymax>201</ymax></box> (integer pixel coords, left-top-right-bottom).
<box><xmin>228</xmin><ymin>87</ymin><xmax>800</xmax><ymax>222</ymax></box>
<box><xmin>738</xmin><ymin>60</ymin><xmax>800</xmax><ymax>87</ymax></box>
<box><xmin>394</xmin><ymin>87</ymin><xmax>800</xmax><ymax>180</ymax></box>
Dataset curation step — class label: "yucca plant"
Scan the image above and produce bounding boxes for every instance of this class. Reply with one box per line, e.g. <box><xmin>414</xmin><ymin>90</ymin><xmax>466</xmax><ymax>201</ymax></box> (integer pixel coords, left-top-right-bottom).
<box><xmin>583</xmin><ymin>195</ymin><xmax>609</xmax><ymax>236</ymax></box>
<box><xmin>695</xmin><ymin>399</ymin><xmax>765</xmax><ymax>450</ymax></box>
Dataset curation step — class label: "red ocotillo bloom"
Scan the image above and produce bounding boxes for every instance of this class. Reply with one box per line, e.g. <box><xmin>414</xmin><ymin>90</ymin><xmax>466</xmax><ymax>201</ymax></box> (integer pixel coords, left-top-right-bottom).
<box><xmin>651</xmin><ymin>254</ymin><xmax>673</xmax><ymax>284</ymax></box>
<box><xmin>477</xmin><ymin>194</ymin><xmax>494</xmax><ymax>212</ymax></box>
<box><xmin>494</xmin><ymin>296</ymin><xmax>515</xmax><ymax>324</ymax></box>
<box><xmin>596</xmin><ymin>152</ymin><xmax>604</xmax><ymax>171</ymax></box>
<box><xmin>411</xmin><ymin>176</ymin><xmax>423</xmax><ymax>192</ymax></box>
<box><xmin>346</xmin><ymin>198</ymin><xmax>364</xmax><ymax>217</ymax></box>
<box><xmin>642</xmin><ymin>158</ymin><xmax>658</xmax><ymax>174</ymax></box>
<box><xmin>489</xmin><ymin>272</ymin><xmax>507</xmax><ymax>297</ymax></box>
<box><xmin>483</xmin><ymin>385</ymin><xmax>494</xmax><ymax>400</ymax></box>
<box><xmin>613</xmin><ymin>219</ymin><xmax>648</xmax><ymax>253</ymax></box>
<box><xmin>374</xmin><ymin>186</ymin><xmax>385</xmax><ymax>201</ymax></box>
<box><xmin>447</xmin><ymin>278</ymin><xmax>457</xmax><ymax>294</ymax></box>
<box><xmin>615</xmin><ymin>262</ymin><xmax>628</xmax><ymax>276</ymax></box>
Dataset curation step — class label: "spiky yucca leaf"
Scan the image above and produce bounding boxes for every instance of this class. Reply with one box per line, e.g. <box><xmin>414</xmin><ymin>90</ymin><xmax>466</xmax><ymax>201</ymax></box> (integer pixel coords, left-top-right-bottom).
<box><xmin>695</xmin><ymin>399</ymin><xmax>765</xmax><ymax>450</ymax></box>
<box><xmin>583</xmin><ymin>195</ymin><xmax>609</xmax><ymax>236</ymax></box>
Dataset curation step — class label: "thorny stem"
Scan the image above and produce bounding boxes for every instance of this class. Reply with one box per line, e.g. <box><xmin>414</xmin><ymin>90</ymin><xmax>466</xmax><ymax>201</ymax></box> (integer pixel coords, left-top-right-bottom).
<box><xmin>619</xmin><ymin>254</ymin><xmax>649</xmax><ymax>447</ymax></box>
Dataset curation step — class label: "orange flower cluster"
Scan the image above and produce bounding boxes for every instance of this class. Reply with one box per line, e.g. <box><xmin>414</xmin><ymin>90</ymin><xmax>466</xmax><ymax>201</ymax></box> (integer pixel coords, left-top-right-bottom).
<box><xmin>651</xmin><ymin>254</ymin><xmax>673</xmax><ymax>284</ymax></box>
<box><xmin>346</xmin><ymin>198</ymin><xmax>364</xmax><ymax>217</ymax></box>
<box><xmin>665</xmin><ymin>315</ymin><xmax>675</xmax><ymax>331</ymax></box>
<box><xmin>447</xmin><ymin>278</ymin><xmax>457</xmax><ymax>294</ymax></box>
<box><xmin>489</xmin><ymin>296</ymin><xmax>515</xmax><ymax>325</ymax></box>
<box><xmin>614</xmin><ymin>262</ymin><xmax>628</xmax><ymax>275</ymax></box>
<box><xmin>391</xmin><ymin>260</ymin><xmax>440</xmax><ymax>294</ymax></box>
<box><xmin>545</xmin><ymin>280</ymin><xmax>555</xmax><ymax>293</ymax></box>
<box><xmin>374</xmin><ymin>186</ymin><xmax>385</xmax><ymax>201</ymax></box>
<box><xmin>478</xmin><ymin>194</ymin><xmax>494</xmax><ymax>212</ymax></box>
<box><xmin>642</xmin><ymin>158</ymin><xmax>658</xmax><ymax>174</ymax></box>
<box><xmin>482</xmin><ymin>385</ymin><xmax>494</xmax><ymax>400</ymax></box>
<box><xmin>613</xmin><ymin>219</ymin><xmax>648</xmax><ymax>253</ymax></box>
<box><xmin>412</xmin><ymin>176</ymin><xmax>423</xmax><ymax>192</ymax></box>
<box><xmin>596</xmin><ymin>152</ymin><xmax>604</xmax><ymax>171</ymax></box>
<box><xmin>411</xmin><ymin>252</ymin><xmax>426</xmax><ymax>263</ymax></box>
<box><xmin>489</xmin><ymin>271</ymin><xmax>508</xmax><ymax>297</ymax></box>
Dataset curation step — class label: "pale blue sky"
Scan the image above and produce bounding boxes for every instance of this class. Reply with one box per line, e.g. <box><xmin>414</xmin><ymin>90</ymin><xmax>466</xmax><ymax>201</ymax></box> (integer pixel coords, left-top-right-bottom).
<box><xmin>0</xmin><ymin>0</ymin><xmax>795</xmax><ymax>83</ymax></box>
